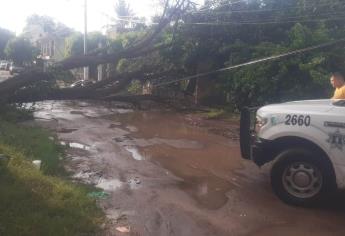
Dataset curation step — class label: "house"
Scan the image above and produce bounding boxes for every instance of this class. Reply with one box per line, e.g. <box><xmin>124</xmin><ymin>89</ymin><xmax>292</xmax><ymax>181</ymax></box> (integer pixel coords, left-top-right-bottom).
<box><xmin>106</xmin><ymin>25</ymin><xmax>118</xmax><ymax>40</ymax></box>
<box><xmin>23</xmin><ymin>23</ymin><xmax>72</xmax><ymax>63</ymax></box>
<box><xmin>38</xmin><ymin>25</ymin><xmax>72</xmax><ymax>63</ymax></box>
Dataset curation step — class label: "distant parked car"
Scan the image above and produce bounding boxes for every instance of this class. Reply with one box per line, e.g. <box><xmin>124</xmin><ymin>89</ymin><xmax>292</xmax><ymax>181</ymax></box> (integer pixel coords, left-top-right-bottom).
<box><xmin>70</xmin><ymin>80</ymin><xmax>94</xmax><ymax>88</ymax></box>
<box><xmin>9</xmin><ymin>64</ymin><xmax>25</xmax><ymax>75</ymax></box>
<box><xmin>0</xmin><ymin>61</ymin><xmax>10</xmax><ymax>71</ymax></box>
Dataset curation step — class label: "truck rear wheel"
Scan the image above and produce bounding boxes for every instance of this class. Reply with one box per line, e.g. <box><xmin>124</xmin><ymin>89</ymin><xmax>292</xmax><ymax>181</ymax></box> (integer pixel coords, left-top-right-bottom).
<box><xmin>271</xmin><ymin>148</ymin><xmax>334</xmax><ymax>206</ymax></box>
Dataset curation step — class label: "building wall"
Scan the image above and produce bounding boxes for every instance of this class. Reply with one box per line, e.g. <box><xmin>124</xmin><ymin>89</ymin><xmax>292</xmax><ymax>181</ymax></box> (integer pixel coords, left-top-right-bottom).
<box><xmin>40</xmin><ymin>36</ymin><xmax>66</xmax><ymax>62</ymax></box>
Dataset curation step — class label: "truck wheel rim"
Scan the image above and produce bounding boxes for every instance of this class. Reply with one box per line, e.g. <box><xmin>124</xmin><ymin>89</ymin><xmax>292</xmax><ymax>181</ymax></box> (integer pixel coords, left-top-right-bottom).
<box><xmin>282</xmin><ymin>162</ymin><xmax>323</xmax><ymax>199</ymax></box>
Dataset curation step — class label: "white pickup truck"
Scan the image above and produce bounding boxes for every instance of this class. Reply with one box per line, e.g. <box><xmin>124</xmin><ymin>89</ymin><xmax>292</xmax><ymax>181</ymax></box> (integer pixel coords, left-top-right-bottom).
<box><xmin>240</xmin><ymin>99</ymin><xmax>345</xmax><ymax>206</ymax></box>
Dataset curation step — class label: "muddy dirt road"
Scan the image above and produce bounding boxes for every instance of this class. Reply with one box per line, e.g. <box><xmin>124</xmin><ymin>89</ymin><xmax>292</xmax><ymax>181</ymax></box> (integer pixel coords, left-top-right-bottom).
<box><xmin>32</xmin><ymin>101</ymin><xmax>345</xmax><ymax>236</ymax></box>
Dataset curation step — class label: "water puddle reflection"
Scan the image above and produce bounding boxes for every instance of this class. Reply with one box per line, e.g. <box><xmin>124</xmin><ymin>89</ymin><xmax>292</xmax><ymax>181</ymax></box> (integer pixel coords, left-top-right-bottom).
<box><xmin>125</xmin><ymin>147</ymin><xmax>145</xmax><ymax>161</ymax></box>
<box><xmin>97</xmin><ymin>178</ymin><xmax>123</xmax><ymax>192</ymax></box>
<box><xmin>113</xmin><ymin>111</ymin><xmax>242</xmax><ymax>209</ymax></box>
<box><xmin>60</xmin><ymin>141</ymin><xmax>91</xmax><ymax>151</ymax></box>
<box><xmin>57</xmin><ymin>128</ymin><xmax>78</xmax><ymax>134</ymax></box>
<box><xmin>179</xmin><ymin>176</ymin><xmax>234</xmax><ymax>209</ymax></box>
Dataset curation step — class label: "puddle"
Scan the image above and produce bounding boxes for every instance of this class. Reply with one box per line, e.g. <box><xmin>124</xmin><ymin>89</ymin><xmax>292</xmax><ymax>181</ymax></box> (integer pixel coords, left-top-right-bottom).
<box><xmin>179</xmin><ymin>176</ymin><xmax>233</xmax><ymax>209</ymax></box>
<box><xmin>114</xmin><ymin>111</ymin><xmax>242</xmax><ymax>210</ymax></box>
<box><xmin>69</xmin><ymin>142</ymin><xmax>91</xmax><ymax>150</ymax></box>
<box><xmin>116</xmin><ymin>109</ymin><xmax>133</xmax><ymax>114</ymax></box>
<box><xmin>30</xmin><ymin>101</ymin><xmax>133</xmax><ymax>122</ymax></box>
<box><xmin>135</xmin><ymin>138</ymin><xmax>203</xmax><ymax>149</ymax></box>
<box><xmin>97</xmin><ymin>178</ymin><xmax>123</xmax><ymax>192</ymax></box>
<box><xmin>60</xmin><ymin>141</ymin><xmax>91</xmax><ymax>151</ymax></box>
<box><xmin>32</xmin><ymin>102</ymin><xmax>241</xmax><ymax>210</ymax></box>
<box><xmin>70</xmin><ymin>111</ymin><xmax>85</xmax><ymax>115</ymax></box>
<box><xmin>145</xmin><ymin>143</ymin><xmax>241</xmax><ymax>209</ymax></box>
<box><xmin>97</xmin><ymin>177</ymin><xmax>142</xmax><ymax>192</ymax></box>
<box><xmin>113</xmin><ymin>135</ymin><xmax>203</xmax><ymax>150</ymax></box>
<box><xmin>126</xmin><ymin>125</ymin><xmax>138</xmax><ymax>132</ymax></box>
<box><xmin>109</xmin><ymin>122</ymin><xmax>121</xmax><ymax>128</ymax></box>
<box><xmin>146</xmin><ymin>144</ymin><xmax>239</xmax><ymax>210</ymax></box>
<box><xmin>76</xmin><ymin>101</ymin><xmax>91</xmax><ymax>107</ymax></box>
<box><xmin>57</xmin><ymin>128</ymin><xmax>78</xmax><ymax>133</ymax></box>
<box><xmin>125</xmin><ymin>147</ymin><xmax>145</xmax><ymax>160</ymax></box>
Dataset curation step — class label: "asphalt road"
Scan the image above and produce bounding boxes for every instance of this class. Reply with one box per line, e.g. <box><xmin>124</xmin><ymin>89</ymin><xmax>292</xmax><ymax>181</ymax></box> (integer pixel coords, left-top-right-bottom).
<box><xmin>0</xmin><ymin>70</ymin><xmax>10</xmax><ymax>82</ymax></box>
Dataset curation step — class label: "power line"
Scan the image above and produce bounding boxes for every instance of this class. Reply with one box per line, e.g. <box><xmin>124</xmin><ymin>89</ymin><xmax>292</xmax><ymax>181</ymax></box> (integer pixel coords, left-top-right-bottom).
<box><xmin>185</xmin><ymin>2</ymin><xmax>345</xmax><ymax>26</ymax></box>
<box><xmin>154</xmin><ymin>38</ymin><xmax>345</xmax><ymax>87</ymax></box>
<box><xmin>193</xmin><ymin>2</ymin><xmax>344</xmax><ymax>14</ymax></box>
<box><xmin>114</xmin><ymin>17</ymin><xmax>148</xmax><ymax>24</ymax></box>
<box><xmin>183</xmin><ymin>16</ymin><xmax>345</xmax><ymax>25</ymax></box>
<box><xmin>187</xmin><ymin>11</ymin><xmax>345</xmax><ymax>23</ymax></box>
<box><xmin>234</xmin><ymin>12</ymin><xmax>345</xmax><ymax>22</ymax></box>
<box><xmin>197</xmin><ymin>0</ymin><xmax>248</xmax><ymax>12</ymax></box>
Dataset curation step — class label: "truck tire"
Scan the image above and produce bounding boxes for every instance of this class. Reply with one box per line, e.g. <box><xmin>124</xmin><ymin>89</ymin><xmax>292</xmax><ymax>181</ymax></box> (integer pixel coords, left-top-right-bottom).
<box><xmin>271</xmin><ymin>148</ymin><xmax>335</xmax><ymax>206</ymax></box>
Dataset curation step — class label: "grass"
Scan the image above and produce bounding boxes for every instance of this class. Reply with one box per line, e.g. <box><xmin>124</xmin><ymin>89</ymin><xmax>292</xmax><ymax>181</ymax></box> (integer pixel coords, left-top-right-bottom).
<box><xmin>0</xmin><ymin>106</ymin><xmax>104</xmax><ymax>235</ymax></box>
<box><xmin>203</xmin><ymin>108</ymin><xmax>240</xmax><ymax>121</ymax></box>
<box><xmin>0</xmin><ymin>104</ymin><xmax>34</xmax><ymax>123</ymax></box>
<box><xmin>0</xmin><ymin>120</ymin><xmax>64</xmax><ymax>175</ymax></box>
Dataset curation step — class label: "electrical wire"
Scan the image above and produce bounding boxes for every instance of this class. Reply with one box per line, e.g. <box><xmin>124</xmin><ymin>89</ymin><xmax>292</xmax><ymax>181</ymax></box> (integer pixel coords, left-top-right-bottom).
<box><xmin>188</xmin><ymin>11</ymin><xmax>345</xmax><ymax>24</ymax></box>
<box><xmin>114</xmin><ymin>18</ymin><xmax>147</xmax><ymax>24</ymax></box>
<box><xmin>113</xmin><ymin>9</ymin><xmax>345</xmax><ymax>26</ymax></box>
<box><xmin>153</xmin><ymin>38</ymin><xmax>345</xmax><ymax>87</ymax></box>
<box><xmin>183</xmin><ymin>16</ymin><xmax>345</xmax><ymax>25</ymax></box>
<box><xmin>197</xmin><ymin>0</ymin><xmax>249</xmax><ymax>12</ymax></box>
<box><xmin>193</xmin><ymin>1</ymin><xmax>344</xmax><ymax>14</ymax></box>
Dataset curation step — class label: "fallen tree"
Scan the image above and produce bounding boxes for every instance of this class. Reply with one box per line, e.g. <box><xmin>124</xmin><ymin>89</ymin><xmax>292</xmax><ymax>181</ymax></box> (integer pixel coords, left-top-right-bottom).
<box><xmin>0</xmin><ymin>0</ymin><xmax>195</xmax><ymax>105</ymax></box>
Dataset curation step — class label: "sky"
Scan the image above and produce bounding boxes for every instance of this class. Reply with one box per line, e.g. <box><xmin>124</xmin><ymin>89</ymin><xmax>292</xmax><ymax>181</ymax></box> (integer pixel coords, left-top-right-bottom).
<box><xmin>0</xmin><ymin>0</ymin><xmax>202</xmax><ymax>35</ymax></box>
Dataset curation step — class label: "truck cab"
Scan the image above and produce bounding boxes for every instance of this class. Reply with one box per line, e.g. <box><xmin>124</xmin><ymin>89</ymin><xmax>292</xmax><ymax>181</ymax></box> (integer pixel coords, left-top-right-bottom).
<box><xmin>240</xmin><ymin>99</ymin><xmax>345</xmax><ymax>206</ymax></box>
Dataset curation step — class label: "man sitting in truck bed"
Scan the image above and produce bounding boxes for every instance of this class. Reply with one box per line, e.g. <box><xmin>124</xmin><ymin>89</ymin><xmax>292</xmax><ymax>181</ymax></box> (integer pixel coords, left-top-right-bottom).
<box><xmin>330</xmin><ymin>72</ymin><xmax>345</xmax><ymax>99</ymax></box>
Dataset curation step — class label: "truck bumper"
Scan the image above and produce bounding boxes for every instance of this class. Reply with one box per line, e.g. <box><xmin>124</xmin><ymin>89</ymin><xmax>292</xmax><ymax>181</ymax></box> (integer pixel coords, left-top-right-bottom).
<box><xmin>251</xmin><ymin>138</ymin><xmax>276</xmax><ymax>166</ymax></box>
<box><xmin>240</xmin><ymin>107</ymin><xmax>275</xmax><ymax>166</ymax></box>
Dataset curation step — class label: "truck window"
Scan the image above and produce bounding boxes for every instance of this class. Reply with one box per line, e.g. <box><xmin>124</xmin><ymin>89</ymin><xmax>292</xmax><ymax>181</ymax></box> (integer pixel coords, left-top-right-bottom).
<box><xmin>333</xmin><ymin>100</ymin><xmax>345</xmax><ymax>107</ymax></box>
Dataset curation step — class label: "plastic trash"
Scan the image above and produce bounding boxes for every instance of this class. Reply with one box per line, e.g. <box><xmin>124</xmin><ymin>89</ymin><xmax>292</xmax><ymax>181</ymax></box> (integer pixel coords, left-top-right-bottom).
<box><xmin>32</xmin><ymin>160</ymin><xmax>42</xmax><ymax>170</ymax></box>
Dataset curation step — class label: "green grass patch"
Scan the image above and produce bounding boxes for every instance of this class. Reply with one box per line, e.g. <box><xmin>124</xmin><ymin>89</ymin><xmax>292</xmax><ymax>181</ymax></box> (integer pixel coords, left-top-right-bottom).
<box><xmin>0</xmin><ymin>104</ymin><xmax>34</xmax><ymax>123</ymax></box>
<box><xmin>0</xmin><ymin>106</ymin><xmax>104</xmax><ymax>235</ymax></box>
<box><xmin>0</xmin><ymin>144</ymin><xmax>104</xmax><ymax>236</ymax></box>
<box><xmin>0</xmin><ymin>120</ymin><xmax>63</xmax><ymax>175</ymax></box>
<box><xmin>203</xmin><ymin>108</ymin><xmax>240</xmax><ymax>121</ymax></box>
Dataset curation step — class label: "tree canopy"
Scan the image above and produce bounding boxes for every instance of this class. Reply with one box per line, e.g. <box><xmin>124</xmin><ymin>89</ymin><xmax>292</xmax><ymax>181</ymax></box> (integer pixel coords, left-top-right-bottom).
<box><xmin>26</xmin><ymin>15</ymin><xmax>56</xmax><ymax>34</ymax></box>
<box><xmin>4</xmin><ymin>37</ymin><xmax>38</xmax><ymax>65</ymax></box>
<box><xmin>2</xmin><ymin>0</ymin><xmax>345</xmax><ymax>109</ymax></box>
<box><xmin>154</xmin><ymin>0</ymin><xmax>345</xmax><ymax>107</ymax></box>
<box><xmin>0</xmin><ymin>28</ymin><xmax>14</xmax><ymax>59</ymax></box>
<box><xmin>64</xmin><ymin>32</ymin><xmax>107</xmax><ymax>58</ymax></box>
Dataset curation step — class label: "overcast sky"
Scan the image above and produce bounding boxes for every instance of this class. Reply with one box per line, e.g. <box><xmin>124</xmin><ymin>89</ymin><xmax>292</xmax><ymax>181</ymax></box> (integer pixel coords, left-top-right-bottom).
<box><xmin>0</xmin><ymin>0</ymin><xmax>203</xmax><ymax>35</ymax></box>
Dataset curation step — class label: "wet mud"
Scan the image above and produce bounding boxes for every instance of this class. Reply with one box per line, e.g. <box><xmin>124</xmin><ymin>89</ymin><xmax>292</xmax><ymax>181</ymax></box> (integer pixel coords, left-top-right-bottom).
<box><xmin>30</xmin><ymin>100</ymin><xmax>345</xmax><ymax>236</ymax></box>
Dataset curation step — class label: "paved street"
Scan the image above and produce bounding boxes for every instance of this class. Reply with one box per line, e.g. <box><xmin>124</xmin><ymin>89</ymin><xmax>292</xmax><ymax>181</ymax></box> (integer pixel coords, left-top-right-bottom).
<box><xmin>0</xmin><ymin>70</ymin><xmax>10</xmax><ymax>82</ymax></box>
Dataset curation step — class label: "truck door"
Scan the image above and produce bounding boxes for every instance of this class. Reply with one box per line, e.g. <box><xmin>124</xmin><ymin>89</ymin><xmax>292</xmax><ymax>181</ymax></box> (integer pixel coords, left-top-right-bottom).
<box><xmin>325</xmin><ymin>101</ymin><xmax>345</xmax><ymax>164</ymax></box>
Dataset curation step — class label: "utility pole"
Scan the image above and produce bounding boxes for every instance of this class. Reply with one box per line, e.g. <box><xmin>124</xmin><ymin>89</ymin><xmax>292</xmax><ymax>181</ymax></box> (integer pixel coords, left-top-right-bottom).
<box><xmin>97</xmin><ymin>42</ymin><xmax>103</xmax><ymax>81</ymax></box>
<box><xmin>83</xmin><ymin>0</ymin><xmax>89</xmax><ymax>81</ymax></box>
